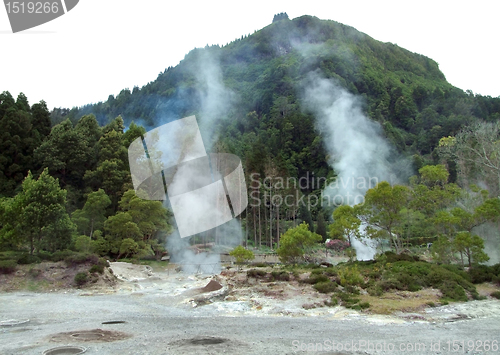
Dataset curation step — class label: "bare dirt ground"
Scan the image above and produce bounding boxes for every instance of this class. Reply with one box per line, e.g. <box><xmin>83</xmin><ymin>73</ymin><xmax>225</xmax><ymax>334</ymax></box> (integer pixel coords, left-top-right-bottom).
<box><xmin>1</xmin><ymin>262</ymin><xmax>500</xmax><ymax>354</ymax></box>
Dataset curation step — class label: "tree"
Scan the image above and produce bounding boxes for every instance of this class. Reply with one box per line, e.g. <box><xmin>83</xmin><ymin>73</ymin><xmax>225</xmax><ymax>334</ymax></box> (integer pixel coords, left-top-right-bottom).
<box><xmin>360</xmin><ymin>181</ymin><xmax>411</xmax><ymax>254</ymax></box>
<box><xmin>438</xmin><ymin>121</ymin><xmax>500</xmax><ymax>196</ymax></box>
<box><xmin>104</xmin><ymin>189</ymin><xmax>171</xmax><ymax>256</ymax></box>
<box><xmin>329</xmin><ymin>205</ymin><xmax>361</xmax><ymax>261</ymax></box>
<box><xmin>453</xmin><ymin>232</ymin><xmax>489</xmax><ymax>267</ymax></box>
<box><xmin>2</xmin><ymin>169</ymin><xmax>75</xmax><ymax>254</ymax></box>
<box><xmin>315</xmin><ymin>211</ymin><xmax>327</xmax><ymax>242</ymax></box>
<box><xmin>277</xmin><ymin>222</ymin><xmax>321</xmax><ymax>264</ymax></box>
<box><xmin>0</xmin><ymin>94</ymin><xmax>37</xmax><ymax>196</ymax></box>
<box><xmin>118</xmin><ymin>189</ymin><xmax>171</xmax><ymax>241</ymax></box>
<box><xmin>118</xmin><ymin>238</ymin><xmax>139</xmax><ymax>259</ymax></box>
<box><xmin>34</xmin><ymin>119</ymin><xmax>91</xmax><ymax>187</ymax></box>
<box><xmin>71</xmin><ymin>189</ymin><xmax>111</xmax><ymax>239</ymax></box>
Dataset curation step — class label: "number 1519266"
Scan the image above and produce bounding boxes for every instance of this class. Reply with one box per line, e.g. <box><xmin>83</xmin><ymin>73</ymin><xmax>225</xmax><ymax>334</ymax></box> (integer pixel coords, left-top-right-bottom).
<box><xmin>5</xmin><ymin>2</ymin><xmax>60</xmax><ymax>14</ymax></box>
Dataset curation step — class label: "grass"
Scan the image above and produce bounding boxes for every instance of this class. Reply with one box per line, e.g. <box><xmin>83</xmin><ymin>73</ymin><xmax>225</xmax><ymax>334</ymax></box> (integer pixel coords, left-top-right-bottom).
<box><xmin>356</xmin><ymin>290</ymin><xmax>441</xmax><ymax>314</ymax></box>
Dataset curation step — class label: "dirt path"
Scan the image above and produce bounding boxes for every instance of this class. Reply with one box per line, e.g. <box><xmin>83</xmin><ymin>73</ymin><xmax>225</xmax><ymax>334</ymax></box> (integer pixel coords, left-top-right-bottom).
<box><xmin>1</xmin><ymin>263</ymin><xmax>499</xmax><ymax>354</ymax></box>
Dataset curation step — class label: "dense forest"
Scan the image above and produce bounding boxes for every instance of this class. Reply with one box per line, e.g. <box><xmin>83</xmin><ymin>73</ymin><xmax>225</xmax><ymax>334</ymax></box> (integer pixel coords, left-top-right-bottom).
<box><xmin>2</xmin><ymin>14</ymin><xmax>500</xmax><ymax>266</ymax></box>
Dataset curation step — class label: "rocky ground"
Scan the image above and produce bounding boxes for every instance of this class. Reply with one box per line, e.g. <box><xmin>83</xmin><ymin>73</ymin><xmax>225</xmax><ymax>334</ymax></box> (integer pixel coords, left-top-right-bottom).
<box><xmin>1</xmin><ymin>262</ymin><xmax>500</xmax><ymax>354</ymax></box>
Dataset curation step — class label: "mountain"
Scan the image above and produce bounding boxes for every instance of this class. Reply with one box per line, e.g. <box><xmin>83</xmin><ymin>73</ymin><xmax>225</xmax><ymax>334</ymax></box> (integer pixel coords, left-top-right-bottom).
<box><xmin>58</xmin><ymin>15</ymin><xmax>500</xmax><ymax>179</ymax></box>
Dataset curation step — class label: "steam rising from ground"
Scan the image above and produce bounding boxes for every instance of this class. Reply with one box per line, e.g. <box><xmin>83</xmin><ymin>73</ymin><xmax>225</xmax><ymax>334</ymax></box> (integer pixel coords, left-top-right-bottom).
<box><xmin>301</xmin><ymin>71</ymin><xmax>410</xmax><ymax>260</ymax></box>
<box><xmin>164</xmin><ymin>50</ymin><xmax>242</xmax><ymax>273</ymax></box>
<box><xmin>196</xmin><ymin>50</ymin><xmax>236</xmax><ymax>152</ymax></box>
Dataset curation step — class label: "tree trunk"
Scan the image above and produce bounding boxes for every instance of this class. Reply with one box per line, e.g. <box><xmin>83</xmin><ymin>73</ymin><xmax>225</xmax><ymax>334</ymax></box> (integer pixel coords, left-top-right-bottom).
<box><xmin>276</xmin><ymin>203</ymin><xmax>280</xmax><ymax>249</ymax></box>
<box><xmin>258</xmin><ymin>203</ymin><xmax>262</xmax><ymax>248</ymax></box>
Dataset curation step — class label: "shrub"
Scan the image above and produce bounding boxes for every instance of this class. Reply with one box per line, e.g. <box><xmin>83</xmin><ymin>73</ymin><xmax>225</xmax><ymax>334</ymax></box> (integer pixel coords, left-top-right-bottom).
<box><xmin>326</xmin><ymin>297</ymin><xmax>338</xmax><ymax>307</ymax></box>
<box><xmin>440</xmin><ymin>281</ymin><xmax>467</xmax><ymax>302</ymax></box>
<box><xmin>74</xmin><ymin>272</ymin><xmax>89</xmax><ymax>286</ymax></box>
<box><xmin>250</xmin><ymin>262</ymin><xmax>267</xmax><ymax>268</ymax></box>
<box><xmin>491</xmin><ymin>291</ymin><xmax>500</xmax><ymax>299</ymax></box>
<box><xmin>37</xmin><ymin>251</ymin><xmax>53</xmax><ymax>261</ymax></box>
<box><xmin>440</xmin><ymin>264</ymin><xmax>471</xmax><ymax>282</ymax></box>
<box><xmin>17</xmin><ymin>253</ymin><xmax>41</xmax><ymax>265</ymax></box>
<box><xmin>89</xmin><ymin>264</ymin><xmax>104</xmax><ymax>274</ymax></box>
<box><xmin>51</xmin><ymin>250</ymin><xmax>75</xmax><ymax>262</ymax></box>
<box><xmin>337</xmin><ymin>265</ymin><xmax>363</xmax><ymax>287</ymax></box>
<box><xmin>468</xmin><ymin>265</ymin><xmax>496</xmax><ymax>284</ymax></box>
<box><xmin>229</xmin><ymin>245</ymin><xmax>255</xmax><ymax>264</ymax></box>
<box><xmin>271</xmin><ymin>271</ymin><xmax>290</xmax><ymax>281</ymax></box>
<box><xmin>277</xmin><ymin>223</ymin><xmax>322</xmax><ymax>264</ymax></box>
<box><xmin>247</xmin><ymin>269</ymin><xmax>267</xmax><ymax>278</ymax></box>
<box><xmin>302</xmin><ymin>274</ymin><xmax>329</xmax><ymax>284</ymax></box>
<box><xmin>64</xmin><ymin>253</ymin><xmax>99</xmax><ymax>266</ymax></box>
<box><xmin>358</xmin><ymin>302</ymin><xmax>370</xmax><ymax>309</ymax></box>
<box><xmin>314</xmin><ymin>280</ymin><xmax>337</xmax><ymax>293</ymax></box>
<box><xmin>367</xmin><ymin>285</ymin><xmax>383</xmax><ymax>296</ymax></box>
<box><xmin>0</xmin><ymin>260</ymin><xmax>17</xmax><ymax>274</ymax></box>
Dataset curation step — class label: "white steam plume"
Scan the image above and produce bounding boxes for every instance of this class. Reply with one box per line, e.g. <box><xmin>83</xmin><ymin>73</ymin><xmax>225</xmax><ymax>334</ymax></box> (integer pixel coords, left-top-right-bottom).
<box><xmin>301</xmin><ymin>70</ymin><xmax>410</xmax><ymax>260</ymax></box>
<box><xmin>165</xmin><ymin>49</ymin><xmax>242</xmax><ymax>274</ymax></box>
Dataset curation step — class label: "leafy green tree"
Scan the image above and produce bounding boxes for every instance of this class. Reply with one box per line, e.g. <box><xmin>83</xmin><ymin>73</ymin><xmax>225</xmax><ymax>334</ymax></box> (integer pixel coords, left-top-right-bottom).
<box><xmin>74</xmin><ymin>235</ymin><xmax>92</xmax><ymax>253</ymax></box>
<box><xmin>31</xmin><ymin>100</ymin><xmax>52</xmax><ymax>138</ymax></box>
<box><xmin>34</xmin><ymin>119</ymin><xmax>90</xmax><ymax>187</ymax></box>
<box><xmin>453</xmin><ymin>232</ymin><xmax>489</xmax><ymax>267</ymax></box>
<box><xmin>277</xmin><ymin>222</ymin><xmax>321</xmax><ymax>264</ymax></box>
<box><xmin>430</xmin><ymin>235</ymin><xmax>454</xmax><ymax>264</ymax></box>
<box><xmin>118</xmin><ymin>189</ymin><xmax>171</xmax><ymax>241</ymax></box>
<box><xmin>2</xmin><ymin>169</ymin><xmax>75</xmax><ymax>254</ymax></box>
<box><xmin>0</xmin><ymin>94</ymin><xmax>37</xmax><ymax>196</ymax></box>
<box><xmin>104</xmin><ymin>189</ymin><xmax>171</xmax><ymax>256</ymax></box>
<box><xmin>118</xmin><ymin>238</ymin><xmax>139</xmax><ymax>259</ymax></box>
<box><xmin>71</xmin><ymin>189</ymin><xmax>111</xmax><ymax>239</ymax></box>
<box><xmin>360</xmin><ymin>181</ymin><xmax>411</xmax><ymax>254</ymax></box>
<box><xmin>84</xmin><ymin>117</ymin><xmax>131</xmax><ymax>210</ymax></box>
<box><xmin>329</xmin><ymin>205</ymin><xmax>361</xmax><ymax>261</ymax></box>
<box><xmin>438</xmin><ymin>121</ymin><xmax>500</xmax><ymax>196</ymax></box>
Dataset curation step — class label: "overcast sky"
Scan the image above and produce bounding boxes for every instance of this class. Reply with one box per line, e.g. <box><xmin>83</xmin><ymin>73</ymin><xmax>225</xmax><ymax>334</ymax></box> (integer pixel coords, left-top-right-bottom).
<box><xmin>1</xmin><ymin>0</ymin><xmax>499</xmax><ymax>109</ymax></box>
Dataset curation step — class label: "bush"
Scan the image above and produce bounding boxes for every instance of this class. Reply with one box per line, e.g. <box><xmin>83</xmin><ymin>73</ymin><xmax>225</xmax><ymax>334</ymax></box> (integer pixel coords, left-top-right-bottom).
<box><xmin>229</xmin><ymin>245</ymin><xmax>255</xmax><ymax>264</ymax></box>
<box><xmin>64</xmin><ymin>253</ymin><xmax>99</xmax><ymax>266</ymax></box>
<box><xmin>440</xmin><ymin>264</ymin><xmax>471</xmax><ymax>282</ymax></box>
<box><xmin>247</xmin><ymin>269</ymin><xmax>267</xmax><ymax>278</ymax></box>
<box><xmin>74</xmin><ymin>272</ymin><xmax>89</xmax><ymax>286</ymax></box>
<box><xmin>17</xmin><ymin>253</ymin><xmax>41</xmax><ymax>265</ymax></box>
<box><xmin>250</xmin><ymin>262</ymin><xmax>268</xmax><ymax>268</ymax></box>
<box><xmin>302</xmin><ymin>274</ymin><xmax>329</xmax><ymax>284</ymax></box>
<box><xmin>271</xmin><ymin>270</ymin><xmax>290</xmax><ymax>281</ymax></box>
<box><xmin>0</xmin><ymin>260</ymin><xmax>17</xmax><ymax>274</ymax></box>
<box><xmin>367</xmin><ymin>285</ymin><xmax>384</xmax><ymax>296</ymax></box>
<box><xmin>89</xmin><ymin>264</ymin><xmax>104</xmax><ymax>274</ymax></box>
<box><xmin>314</xmin><ymin>280</ymin><xmax>337</xmax><ymax>293</ymax></box>
<box><xmin>37</xmin><ymin>251</ymin><xmax>53</xmax><ymax>261</ymax></box>
<box><xmin>383</xmin><ymin>251</ymin><xmax>420</xmax><ymax>263</ymax></box>
<box><xmin>277</xmin><ymin>223</ymin><xmax>322</xmax><ymax>264</ymax></box>
<box><xmin>491</xmin><ymin>291</ymin><xmax>500</xmax><ymax>299</ymax></box>
<box><xmin>51</xmin><ymin>250</ymin><xmax>75</xmax><ymax>262</ymax></box>
<box><xmin>337</xmin><ymin>265</ymin><xmax>364</xmax><ymax>287</ymax></box>
<box><xmin>440</xmin><ymin>281</ymin><xmax>467</xmax><ymax>302</ymax></box>
<box><xmin>468</xmin><ymin>265</ymin><xmax>496</xmax><ymax>284</ymax></box>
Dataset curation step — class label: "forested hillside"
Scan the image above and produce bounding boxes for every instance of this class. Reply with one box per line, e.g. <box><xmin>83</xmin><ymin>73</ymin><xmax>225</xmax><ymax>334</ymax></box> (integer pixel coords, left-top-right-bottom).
<box><xmin>2</xmin><ymin>14</ymin><xmax>500</xmax><ymax>265</ymax></box>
